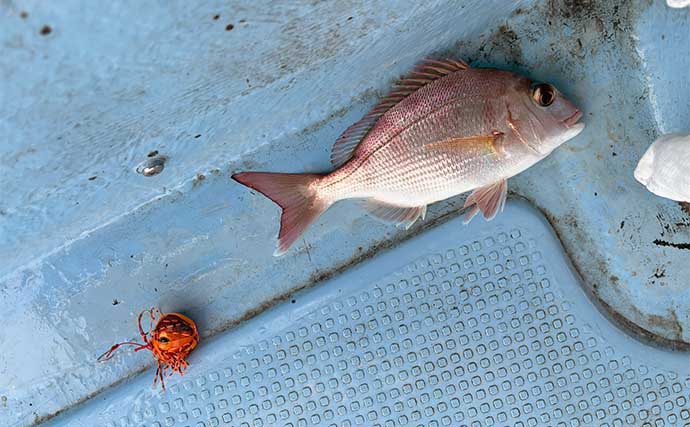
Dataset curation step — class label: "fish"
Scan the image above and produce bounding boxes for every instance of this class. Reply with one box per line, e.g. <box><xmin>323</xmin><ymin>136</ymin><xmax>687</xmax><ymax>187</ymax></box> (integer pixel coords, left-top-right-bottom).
<box><xmin>635</xmin><ymin>133</ymin><xmax>690</xmax><ymax>202</ymax></box>
<box><xmin>233</xmin><ymin>59</ymin><xmax>585</xmax><ymax>255</ymax></box>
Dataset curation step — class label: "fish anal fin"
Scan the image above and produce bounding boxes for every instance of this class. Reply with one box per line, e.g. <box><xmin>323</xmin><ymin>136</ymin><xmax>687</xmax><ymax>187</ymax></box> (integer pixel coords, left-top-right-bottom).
<box><xmin>463</xmin><ymin>180</ymin><xmax>508</xmax><ymax>224</ymax></box>
<box><xmin>426</xmin><ymin>132</ymin><xmax>504</xmax><ymax>155</ymax></box>
<box><xmin>331</xmin><ymin>58</ymin><xmax>470</xmax><ymax>168</ymax></box>
<box><xmin>363</xmin><ymin>200</ymin><xmax>427</xmax><ymax>229</ymax></box>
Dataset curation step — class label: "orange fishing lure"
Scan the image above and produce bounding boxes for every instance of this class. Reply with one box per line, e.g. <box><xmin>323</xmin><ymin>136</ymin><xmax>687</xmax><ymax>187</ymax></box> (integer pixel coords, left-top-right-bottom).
<box><xmin>98</xmin><ymin>308</ymin><xmax>199</xmax><ymax>390</ymax></box>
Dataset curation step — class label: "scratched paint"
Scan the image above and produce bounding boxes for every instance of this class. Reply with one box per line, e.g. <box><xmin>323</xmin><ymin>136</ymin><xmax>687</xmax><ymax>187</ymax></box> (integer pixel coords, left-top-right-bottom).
<box><xmin>1</xmin><ymin>0</ymin><xmax>689</xmax><ymax>426</ymax></box>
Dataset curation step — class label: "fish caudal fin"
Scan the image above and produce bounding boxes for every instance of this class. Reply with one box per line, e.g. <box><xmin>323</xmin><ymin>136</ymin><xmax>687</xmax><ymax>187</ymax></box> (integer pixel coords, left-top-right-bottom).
<box><xmin>232</xmin><ymin>172</ymin><xmax>329</xmax><ymax>255</ymax></box>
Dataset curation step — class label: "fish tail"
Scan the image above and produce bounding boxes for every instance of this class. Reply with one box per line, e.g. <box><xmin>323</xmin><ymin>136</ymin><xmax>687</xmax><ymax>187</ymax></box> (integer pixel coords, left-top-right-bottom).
<box><xmin>232</xmin><ymin>172</ymin><xmax>330</xmax><ymax>255</ymax></box>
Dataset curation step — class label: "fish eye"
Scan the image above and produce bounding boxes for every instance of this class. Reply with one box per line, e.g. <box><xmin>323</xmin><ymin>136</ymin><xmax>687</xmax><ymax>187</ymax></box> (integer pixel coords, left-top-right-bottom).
<box><xmin>531</xmin><ymin>83</ymin><xmax>556</xmax><ymax>107</ymax></box>
<box><xmin>158</xmin><ymin>336</ymin><xmax>170</xmax><ymax>343</ymax></box>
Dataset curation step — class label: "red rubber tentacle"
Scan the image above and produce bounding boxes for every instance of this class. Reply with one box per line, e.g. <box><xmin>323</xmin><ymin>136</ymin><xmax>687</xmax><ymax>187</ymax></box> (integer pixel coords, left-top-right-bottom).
<box><xmin>148</xmin><ymin>308</ymin><xmax>159</xmax><ymax>338</ymax></box>
<box><xmin>152</xmin><ymin>363</ymin><xmax>159</xmax><ymax>388</ymax></box>
<box><xmin>137</xmin><ymin>310</ymin><xmax>149</xmax><ymax>343</ymax></box>
<box><xmin>159</xmin><ymin>362</ymin><xmax>167</xmax><ymax>391</ymax></box>
<box><xmin>133</xmin><ymin>343</ymin><xmax>153</xmax><ymax>353</ymax></box>
<box><xmin>97</xmin><ymin>341</ymin><xmax>148</xmax><ymax>362</ymax></box>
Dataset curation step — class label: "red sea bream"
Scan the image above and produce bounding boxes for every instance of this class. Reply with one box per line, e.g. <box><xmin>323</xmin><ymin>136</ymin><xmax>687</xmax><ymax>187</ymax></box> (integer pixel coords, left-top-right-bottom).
<box><xmin>233</xmin><ymin>59</ymin><xmax>585</xmax><ymax>254</ymax></box>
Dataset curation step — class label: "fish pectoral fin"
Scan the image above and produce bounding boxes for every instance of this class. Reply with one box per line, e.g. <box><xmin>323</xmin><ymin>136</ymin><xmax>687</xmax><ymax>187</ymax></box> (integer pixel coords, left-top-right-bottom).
<box><xmin>363</xmin><ymin>200</ymin><xmax>427</xmax><ymax>229</ymax></box>
<box><xmin>426</xmin><ymin>133</ymin><xmax>503</xmax><ymax>155</ymax></box>
<box><xmin>463</xmin><ymin>180</ymin><xmax>508</xmax><ymax>224</ymax></box>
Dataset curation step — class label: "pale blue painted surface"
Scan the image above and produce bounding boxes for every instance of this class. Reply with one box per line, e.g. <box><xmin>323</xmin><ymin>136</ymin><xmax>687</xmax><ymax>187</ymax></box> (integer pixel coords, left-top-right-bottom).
<box><xmin>0</xmin><ymin>0</ymin><xmax>689</xmax><ymax>425</ymax></box>
<box><xmin>47</xmin><ymin>201</ymin><xmax>690</xmax><ymax>426</ymax></box>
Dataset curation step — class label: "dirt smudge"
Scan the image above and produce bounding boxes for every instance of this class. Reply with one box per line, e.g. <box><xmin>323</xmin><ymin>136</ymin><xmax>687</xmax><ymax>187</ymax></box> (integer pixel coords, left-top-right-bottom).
<box><xmin>652</xmin><ymin>239</ymin><xmax>690</xmax><ymax>250</ymax></box>
<box><xmin>598</xmin><ymin>300</ymin><xmax>688</xmax><ymax>350</ymax></box>
<box><xmin>192</xmin><ymin>173</ymin><xmax>206</xmax><ymax>189</ymax></box>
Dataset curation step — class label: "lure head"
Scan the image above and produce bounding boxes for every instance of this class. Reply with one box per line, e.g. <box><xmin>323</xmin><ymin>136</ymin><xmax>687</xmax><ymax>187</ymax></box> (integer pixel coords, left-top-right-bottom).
<box><xmin>97</xmin><ymin>308</ymin><xmax>199</xmax><ymax>391</ymax></box>
<box><xmin>149</xmin><ymin>312</ymin><xmax>199</xmax><ymax>359</ymax></box>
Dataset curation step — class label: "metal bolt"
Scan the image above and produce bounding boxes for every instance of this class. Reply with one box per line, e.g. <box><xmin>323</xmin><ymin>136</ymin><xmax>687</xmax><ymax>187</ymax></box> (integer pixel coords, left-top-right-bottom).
<box><xmin>137</xmin><ymin>156</ymin><xmax>167</xmax><ymax>177</ymax></box>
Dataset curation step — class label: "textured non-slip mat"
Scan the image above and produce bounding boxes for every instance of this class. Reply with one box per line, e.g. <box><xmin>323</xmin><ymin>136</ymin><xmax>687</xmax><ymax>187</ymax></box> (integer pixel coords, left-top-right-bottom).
<box><xmin>50</xmin><ymin>201</ymin><xmax>690</xmax><ymax>427</ymax></box>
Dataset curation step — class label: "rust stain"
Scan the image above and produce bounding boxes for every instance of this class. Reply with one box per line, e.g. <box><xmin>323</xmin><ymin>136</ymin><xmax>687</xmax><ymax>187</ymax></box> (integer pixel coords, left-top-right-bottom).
<box><xmin>598</xmin><ymin>300</ymin><xmax>688</xmax><ymax>351</ymax></box>
<box><xmin>681</xmin><ymin>202</ymin><xmax>690</xmax><ymax>217</ymax></box>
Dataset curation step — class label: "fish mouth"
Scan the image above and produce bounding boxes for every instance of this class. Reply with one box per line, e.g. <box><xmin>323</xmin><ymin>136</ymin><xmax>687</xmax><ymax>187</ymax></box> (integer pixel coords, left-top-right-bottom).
<box><xmin>563</xmin><ymin>109</ymin><xmax>583</xmax><ymax>128</ymax></box>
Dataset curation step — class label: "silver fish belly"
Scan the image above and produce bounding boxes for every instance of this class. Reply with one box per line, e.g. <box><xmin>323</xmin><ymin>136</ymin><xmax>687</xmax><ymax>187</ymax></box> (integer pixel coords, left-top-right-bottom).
<box><xmin>322</xmin><ymin>92</ymin><xmax>540</xmax><ymax>207</ymax></box>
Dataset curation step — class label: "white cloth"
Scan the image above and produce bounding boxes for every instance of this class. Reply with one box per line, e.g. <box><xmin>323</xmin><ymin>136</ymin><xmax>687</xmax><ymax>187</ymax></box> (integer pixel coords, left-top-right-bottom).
<box><xmin>667</xmin><ymin>0</ymin><xmax>690</xmax><ymax>8</ymax></box>
<box><xmin>635</xmin><ymin>133</ymin><xmax>690</xmax><ymax>202</ymax></box>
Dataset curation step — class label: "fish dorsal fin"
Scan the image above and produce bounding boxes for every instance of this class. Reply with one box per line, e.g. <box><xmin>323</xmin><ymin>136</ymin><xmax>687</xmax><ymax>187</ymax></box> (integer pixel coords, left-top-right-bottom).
<box><xmin>330</xmin><ymin>58</ymin><xmax>469</xmax><ymax>168</ymax></box>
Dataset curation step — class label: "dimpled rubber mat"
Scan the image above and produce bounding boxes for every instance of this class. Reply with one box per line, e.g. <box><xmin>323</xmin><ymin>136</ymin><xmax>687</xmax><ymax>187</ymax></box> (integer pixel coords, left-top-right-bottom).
<box><xmin>49</xmin><ymin>201</ymin><xmax>690</xmax><ymax>427</ymax></box>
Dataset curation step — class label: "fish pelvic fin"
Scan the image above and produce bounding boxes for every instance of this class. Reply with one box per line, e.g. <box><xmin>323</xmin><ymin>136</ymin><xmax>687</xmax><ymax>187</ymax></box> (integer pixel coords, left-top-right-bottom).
<box><xmin>363</xmin><ymin>200</ymin><xmax>427</xmax><ymax>229</ymax></box>
<box><xmin>232</xmin><ymin>172</ymin><xmax>330</xmax><ymax>256</ymax></box>
<box><xmin>463</xmin><ymin>180</ymin><xmax>508</xmax><ymax>224</ymax></box>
